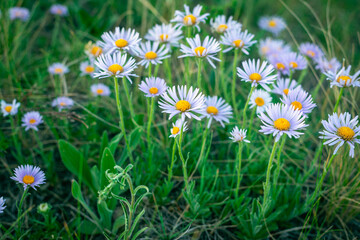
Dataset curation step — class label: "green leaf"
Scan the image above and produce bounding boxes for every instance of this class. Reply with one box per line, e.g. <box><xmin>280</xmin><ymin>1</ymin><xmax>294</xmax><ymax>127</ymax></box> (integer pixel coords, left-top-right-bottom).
<box><xmin>109</xmin><ymin>133</ymin><xmax>123</xmax><ymax>155</ymax></box>
<box><xmin>79</xmin><ymin>220</ymin><xmax>102</xmax><ymax>234</ymax></box>
<box><xmin>97</xmin><ymin>201</ymin><xmax>113</xmax><ymax>230</ymax></box>
<box><xmin>100</xmin><ymin>148</ymin><xmax>116</xmax><ymax>189</ymax></box>
<box><xmin>112</xmin><ymin>215</ymin><xmax>125</xmax><ymax>234</ymax></box>
<box><xmin>100</xmin><ymin>131</ymin><xmax>109</xmax><ymax>164</ymax></box>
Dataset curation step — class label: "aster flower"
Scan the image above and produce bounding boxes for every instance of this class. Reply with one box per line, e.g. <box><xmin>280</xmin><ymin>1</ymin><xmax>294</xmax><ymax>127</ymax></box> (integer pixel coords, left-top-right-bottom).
<box><xmin>201</xmin><ymin>96</ymin><xmax>232</xmax><ymax>128</ymax></box>
<box><xmin>258</xmin><ymin>16</ymin><xmax>286</xmax><ymax>35</ymax></box>
<box><xmin>139</xmin><ymin>77</ymin><xmax>167</xmax><ymax>98</ymax></box>
<box><xmin>324</xmin><ymin>66</ymin><xmax>360</xmax><ymax>88</ymax></box>
<box><xmin>319</xmin><ymin>112</ymin><xmax>360</xmax><ymax>158</ymax></box>
<box><xmin>11</xmin><ymin>165</ymin><xmax>46</xmax><ymax>190</ymax></box>
<box><xmin>210</xmin><ymin>15</ymin><xmax>242</xmax><ymax>34</ymax></box>
<box><xmin>171</xmin><ymin>4</ymin><xmax>209</xmax><ymax>31</ymax></box>
<box><xmin>258</xmin><ymin>38</ymin><xmax>291</xmax><ymax>58</ymax></box>
<box><xmin>159</xmin><ymin>85</ymin><xmax>205</xmax><ymax>121</ymax></box>
<box><xmin>268</xmin><ymin>53</ymin><xmax>288</xmax><ymax>75</ymax></box>
<box><xmin>272</xmin><ymin>78</ymin><xmax>301</xmax><ymax>96</ymax></box>
<box><xmin>229</xmin><ymin>127</ymin><xmax>250</xmax><ymax>143</ymax></box>
<box><xmin>221</xmin><ymin>29</ymin><xmax>256</xmax><ymax>55</ymax></box>
<box><xmin>52</xmin><ymin>96</ymin><xmax>74</xmax><ymax>111</ymax></box>
<box><xmin>179</xmin><ymin>34</ymin><xmax>221</xmax><ymax>68</ymax></box>
<box><xmin>169</xmin><ymin>119</ymin><xmax>188</xmax><ymax>138</ymax></box>
<box><xmin>85</xmin><ymin>41</ymin><xmax>104</xmax><ymax>58</ymax></box>
<box><xmin>100</xmin><ymin>27</ymin><xmax>141</xmax><ymax>54</ymax></box>
<box><xmin>21</xmin><ymin>111</ymin><xmax>43</xmax><ymax>131</ymax></box>
<box><xmin>135</xmin><ymin>41</ymin><xmax>170</xmax><ymax>68</ymax></box>
<box><xmin>91</xmin><ymin>83</ymin><xmax>111</xmax><ymax>97</ymax></box>
<box><xmin>50</xmin><ymin>4</ymin><xmax>68</xmax><ymax>16</ymax></box>
<box><xmin>9</xmin><ymin>7</ymin><xmax>30</xmax><ymax>21</ymax></box>
<box><xmin>80</xmin><ymin>61</ymin><xmax>96</xmax><ymax>77</ymax></box>
<box><xmin>282</xmin><ymin>52</ymin><xmax>307</xmax><ymax>75</ymax></box>
<box><xmin>299</xmin><ymin>42</ymin><xmax>324</xmax><ymax>60</ymax></box>
<box><xmin>145</xmin><ymin>23</ymin><xmax>183</xmax><ymax>48</ymax></box>
<box><xmin>94</xmin><ymin>52</ymin><xmax>138</xmax><ymax>83</ymax></box>
<box><xmin>315</xmin><ymin>57</ymin><xmax>341</xmax><ymax>74</ymax></box>
<box><xmin>281</xmin><ymin>88</ymin><xmax>316</xmax><ymax>116</ymax></box>
<box><xmin>249</xmin><ymin>89</ymin><xmax>272</xmax><ymax>113</ymax></box>
<box><xmin>259</xmin><ymin>103</ymin><xmax>308</xmax><ymax>142</ymax></box>
<box><xmin>1</xmin><ymin>99</ymin><xmax>21</xmax><ymax>116</ymax></box>
<box><xmin>48</xmin><ymin>63</ymin><xmax>69</xmax><ymax>75</ymax></box>
<box><xmin>0</xmin><ymin>197</ymin><xmax>5</xmax><ymax>214</ymax></box>
<box><xmin>237</xmin><ymin>59</ymin><xmax>276</xmax><ymax>91</ymax></box>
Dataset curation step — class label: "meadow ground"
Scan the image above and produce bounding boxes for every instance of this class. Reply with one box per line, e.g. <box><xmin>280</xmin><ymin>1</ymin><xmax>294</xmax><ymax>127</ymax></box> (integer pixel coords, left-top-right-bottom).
<box><xmin>0</xmin><ymin>0</ymin><xmax>360</xmax><ymax>239</ymax></box>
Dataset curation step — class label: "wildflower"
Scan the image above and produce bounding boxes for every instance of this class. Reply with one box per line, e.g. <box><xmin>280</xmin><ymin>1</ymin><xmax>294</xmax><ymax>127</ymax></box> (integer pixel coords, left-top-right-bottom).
<box><xmin>272</xmin><ymin>78</ymin><xmax>301</xmax><ymax>96</ymax></box>
<box><xmin>249</xmin><ymin>89</ymin><xmax>272</xmax><ymax>113</ymax></box>
<box><xmin>80</xmin><ymin>61</ymin><xmax>96</xmax><ymax>76</ymax></box>
<box><xmin>49</xmin><ymin>4</ymin><xmax>68</xmax><ymax>16</ymax></box>
<box><xmin>139</xmin><ymin>77</ymin><xmax>167</xmax><ymax>98</ymax></box>
<box><xmin>85</xmin><ymin>41</ymin><xmax>104</xmax><ymax>58</ymax></box>
<box><xmin>299</xmin><ymin>42</ymin><xmax>324</xmax><ymax>60</ymax></box>
<box><xmin>135</xmin><ymin>41</ymin><xmax>170</xmax><ymax>68</ymax></box>
<box><xmin>229</xmin><ymin>127</ymin><xmax>250</xmax><ymax>143</ymax></box>
<box><xmin>52</xmin><ymin>96</ymin><xmax>74</xmax><ymax>111</ymax></box>
<box><xmin>258</xmin><ymin>103</ymin><xmax>308</xmax><ymax>142</ymax></box>
<box><xmin>38</xmin><ymin>203</ymin><xmax>51</xmax><ymax>214</ymax></box>
<box><xmin>258</xmin><ymin>38</ymin><xmax>291</xmax><ymax>58</ymax></box>
<box><xmin>91</xmin><ymin>83</ymin><xmax>111</xmax><ymax>97</ymax></box>
<box><xmin>169</xmin><ymin>119</ymin><xmax>188</xmax><ymax>138</ymax></box>
<box><xmin>100</xmin><ymin>27</ymin><xmax>141</xmax><ymax>54</ymax></box>
<box><xmin>1</xmin><ymin>99</ymin><xmax>21</xmax><ymax>116</ymax></box>
<box><xmin>0</xmin><ymin>197</ymin><xmax>5</xmax><ymax>214</ymax></box>
<box><xmin>210</xmin><ymin>15</ymin><xmax>242</xmax><ymax>34</ymax></box>
<box><xmin>179</xmin><ymin>34</ymin><xmax>221</xmax><ymax>68</ymax></box>
<box><xmin>9</xmin><ymin>7</ymin><xmax>30</xmax><ymax>21</ymax></box>
<box><xmin>281</xmin><ymin>88</ymin><xmax>316</xmax><ymax>116</ymax></box>
<box><xmin>171</xmin><ymin>4</ymin><xmax>209</xmax><ymax>31</ymax></box>
<box><xmin>159</xmin><ymin>85</ymin><xmax>205</xmax><ymax>121</ymax></box>
<box><xmin>319</xmin><ymin>112</ymin><xmax>360</xmax><ymax>158</ymax></box>
<box><xmin>11</xmin><ymin>165</ymin><xmax>46</xmax><ymax>190</ymax></box>
<box><xmin>237</xmin><ymin>59</ymin><xmax>276</xmax><ymax>91</ymax></box>
<box><xmin>145</xmin><ymin>23</ymin><xmax>183</xmax><ymax>48</ymax></box>
<box><xmin>282</xmin><ymin>52</ymin><xmax>307</xmax><ymax>75</ymax></box>
<box><xmin>315</xmin><ymin>57</ymin><xmax>341</xmax><ymax>74</ymax></box>
<box><xmin>221</xmin><ymin>29</ymin><xmax>256</xmax><ymax>55</ymax></box>
<box><xmin>258</xmin><ymin>16</ymin><xmax>286</xmax><ymax>35</ymax></box>
<box><xmin>268</xmin><ymin>54</ymin><xmax>288</xmax><ymax>75</ymax></box>
<box><xmin>48</xmin><ymin>63</ymin><xmax>69</xmax><ymax>75</ymax></box>
<box><xmin>21</xmin><ymin>111</ymin><xmax>43</xmax><ymax>131</ymax></box>
<box><xmin>201</xmin><ymin>96</ymin><xmax>232</xmax><ymax>128</ymax></box>
<box><xmin>324</xmin><ymin>66</ymin><xmax>360</xmax><ymax>88</ymax></box>
<box><xmin>94</xmin><ymin>52</ymin><xmax>138</xmax><ymax>83</ymax></box>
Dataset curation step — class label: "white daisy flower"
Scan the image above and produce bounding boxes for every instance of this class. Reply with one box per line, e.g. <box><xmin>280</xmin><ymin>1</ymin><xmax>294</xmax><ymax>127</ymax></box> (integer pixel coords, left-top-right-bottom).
<box><xmin>268</xmin><ymin>53</ymin><xmax>289</xmax><ymax>75</ymax></box>
<box><xmin>94</xmin><ymin>52</ymin><xmax>138</xmax><ymax>83</ymax></box>
<box><xmin>159</xmin><ymin>85</ymin><xmax>205</xmax><ymax>121</ymax></box>
<box><xmin>9</xmin><ymin>7</ymin><xmax>30</xmax><ymax>21</ymax></box>
<box><xmin>281</xmin><ymin>88</ymin><xmax>316</xmax><ymax>116</ymax></box>
<box><xmin>258</xmin><ymin>16</ymin><xmax>286</xmax><ymax>35</ymax></box>
<box><xmin>299</xmin><ymin>42</ymin><xmax>324</xmax><ymax>60</ymax></box>
<box><xmin>324</xmin><ymin>66</ymin><xmax>360</xmax><ymax>88</ymax></box>
<box><xmin>91</xmin><ymin>83</ymin><xmax>111</xmax><ymax>97</ymax></box>
<box><xmin>0</xmin><ymin>197</ymin><xmax>6</xmax><ymax>214</ymax></box>
<box><xmin>258</xmin><ymin>103</ymin><xmax>308</xmax><ymax>142</ymax></box>
<box><xmin>237</xmin><ymin>59</ymin><xmax>277</xmax><ymax>91</ymax></box>
<box><xmin>80</xmin><ymin>61</ymin><xmax>96</xmax><ymax>77</ymax></box>
<box><xmin>100</xmin><ymin>27</ymin><xmax>141</xmax><ymax>54</ymax></box>
<box><xmin>178</xmin><ymin>34</ymin><xmax>221</xmax><ymax>69</ymax></box>
<box><xmin>21</xmin><ymin>111</ymin><xmax>43</xmax><ymax>131</ymax></box>
<box><xmin>258</xmin><ymin>38</ymin><xmax>291</xmax><ymax>58</ymax></box>
<box><xmin>315</xmin><ymin>57</ymin><xmax>341</xmax><ymax>74</ymax></box>
<box><xmin>229</xmin><ymin>127</ymin><xmax>250</xmax><ymax>143</ymax></box>
<box><xmin>210</xmin><ymin>15</ymin><xmax>242</xmax><ymax>34</ymax></box>
<box><xmin>145</xmin><ymin>23</ymin><xmax>183</xmax><ymax>48</ymax></box>
<box><xmin>139</xmin><ymin>77</ymin><xmax>167</xmax><ymax>98</ymax></box>
<box><xmin>48</xmin><ymin>63</ymin><xmax>69</xmax><ymax>75</ymax></box>
<box><xmin>1</xmin><ymin>99</ymin><xmax>21</xmax><ymax>117</ymax></box>
<box><xmin>249</xmin><ymin>89</ymin><xmax>272</xmax><ymax>114</ymax></box>
<box><xmin>135</xmin><ymin>41</ymin><xmax>170</xmax><ymax>68</ymax></box>
<box><xmin>201</xmin><ymin>96</ymin><xmax>232</xmax><ymax>128</ymax></box>
<box><xmin>272</xmin><ymin>78</ymin><xmax>301</xmax><ymax>96</ymax></box>
<box><xmin>169</xmin><ymin>119</ymin><xmax>188</xmax><ymax>138</ymax></box>
<box><xmin>282</xmin><ymin>52</ymin><xmax>307</xmax><ymax>75</ymax></box>
<box><xmin>171</xmin><ymin>4</ymin><xmax>209</xmax><ymax>31</ymax></box>
<box><xmin>221</xmin><ymin>29</ymin><xmax>256</xmax><ymax>55</ymax></box>
<box><xmin>319</xmin><ymin>112</ymin><xmax>360</xmax><ymax>158</ymax></box>
<box><xmin>50</xmin><ymin>4</ymin><xmax>68</xmax><ymax>16</ymax></box>
<box><xmin>52</xmin><ymin>96</ymin><xmax>74</xmax><ymax>111</ymax></box>
<box><xmin>85</xmin><ymin>41</ymin><xmax>104</xmax><ymax>58</ymax></box>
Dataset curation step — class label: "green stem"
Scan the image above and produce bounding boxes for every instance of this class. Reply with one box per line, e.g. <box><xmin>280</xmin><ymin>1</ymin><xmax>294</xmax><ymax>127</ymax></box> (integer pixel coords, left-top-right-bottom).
<box><xmin>197</xmin><ymin>59</ymin><xmax>202</xmax><ymax>89</ymax></box>
<box><xmin>241</xmin><ymin>86</ymin><xmax>256</xmax><ymax>129</ymax></box>
<box><xmin>177</xmin><ymin>127</ymin><xmax>188</xmax><ymax>190</ymax></box>
<box><xmin>148</xmin><ymin>62</ymin><xmax>152</xmax><ymax>77</ymax></box>
<box><xmin>10</xmin><ymin>117</ymin><xmax>22</xmax><ymax>163</ymax></box>
<box><xmin>263</xmin><ymin>140</ymin><xmax>279</xmax><ymax>205</ymax></box>
<box><xmin>184</xmin><ymin>27</ymin><xmax>191</xmax><ymax>86</ymax></box>
<box><xmin>17</xmin><ymin>187</ymin><xmax>29</xmax><ymax>237</ymax></box>
<box><xmin>232</xmin><ymin>49</ymin><xmax>240</xmax><ymax>118</ymax></box>
<box><xmin>146</xmin><ymin>97</ymin><xmax>155</xmax><ymax>145</ymax></box>
<box><xmin>122</xmin><ymin>77</ymin><xmax>136</xmax><ymax>120</ymax></box>
<box><xmin>168</xmin><ymin>140</ymin><xmax>177</xmax><ymax>182</ymax></box>
<box><xmin>164</xmin><ymin>58</ymin><xmax>172</xmax><ymax>85</ymax></box>
<box><xmin>274</xmin><ymin>136</ymin><xmax>286</xmax><ymax>184</ymax></box>
<box><xmin>216</xmin><ymin>48</ymin><xmax>224</xmax><ymax>96</ymax></box>
<box><xmin>333</xmin><ymin>87</ymin><xmax>344</xmax><ymax>113</ymax></box>
<box><xmin>312</xmin><ymin>74</ymin><xmax>325</xmax><ymax>98</ymax></box>
<box><xmin>235</xmin><ymin>142</ymin><xmax>243</xmax><ymax>199</ymax></box>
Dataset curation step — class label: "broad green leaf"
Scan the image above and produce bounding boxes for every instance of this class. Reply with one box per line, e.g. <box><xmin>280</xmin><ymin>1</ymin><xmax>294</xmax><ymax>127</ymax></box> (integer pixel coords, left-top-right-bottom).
<box><xmin>100</xmin><ymin>148</ymin><xmax>116</xmax><ymax>189</ymax></box>
<box><xmin>109</xmin><ymin>133</ymin><xmax>123</xmax><ymax>155</ymax></box>
<box><xmin>97</xmin><ymin>201</ymin><xmax>113</xmax><ymax>230</ymax></box>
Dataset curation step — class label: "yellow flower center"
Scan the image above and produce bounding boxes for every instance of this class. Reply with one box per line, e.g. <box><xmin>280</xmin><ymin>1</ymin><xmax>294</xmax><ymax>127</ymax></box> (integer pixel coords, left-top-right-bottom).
<box><xmin>276</xmin><ymin>63</ymin><xmax>285</xmax><ymax>70</ymax></box>
<box><xmin>337</xmin><ymin>126</ymin><xmax>355</xmax><ymax>141</ymax></box>
<box><xmin>289</xmin><ymin>61</ymin><xmax>298</xmax><ymax>68</ymax></box>
<box><xmin>91</xmin><ymin>46</ymin><xmax>102</xmax><ymax>56</ymax></box>
<box><xmin>96</xmin><ymin>89</ymin><xmax>104</xmax><ymax>94</ymax></box>
<box><xmin>172</xmin><ymin>126</ymin><xmax>180</xmax><ymax>135</ymax></box>
<box><xmin>23</xmin><ymin>175</ymin><xmax>35</xmax><ymax>184</ymax></box>
<box><xmin>194</xmin><ymin>46</ymin><xmax>206</xmax><ymax>56</ymax></box>
<box><xmin>115</xmin><ymin>39</ymin><xmax>128</xmax><ymax>48</ymax></box>
<box><xmin>268</xmin><ymin>20</ymin><xmax>277</xmax><ymax>27</ymax></box>
<box><xmin>160</xmin><ymin>34</ymin><xmax>169</xmax><ymax>42</ymax></box>
<box><xmin>149</xmin><ymin>87</ymin><xmax>159</xmax><ymax>94</ymax></box>
<box><xmin>175</xmin><ymin>100</ymin><xmax>191</xmax><ymax>112</ymax></box>
<box><xmin>85</xmin><ymin>66</ymin><xmax>94</xmax><ymax>73</ymax></box>
<box><xmin>261</xmin><ymin>46</ymin><xmax>269</xmax><ymax>54</ymax></box>
<box><xmin>5</xmin><ymin>106</ymin><xmax>12</xmax><ymax>112</ymax></box>
<box><xmin>291</xmin><ymin>101</ymin><xmax>302</xmax><ymax>110</ymax></box>
<box><xmin>249</xmin><ymin>73</ymin><xmax>262</xmax><ymax>82</ymax></box>
<box><xmin>306</xmin><ymin>50</ymin><xmax>315</xmax><ymax>57</ymax></box>
<box><xmin>283</xmin><ymin>88</ymin><xmax>289</xmax><ymax>95</ymax></box>
<box><xmin>183</xmin><ymin>14</ymin><xmax>197</xmax><ymax>25</ymax></box>
<box><xmin>54</xmin><ymin>68</ymin><xmax>63</xmax><ymax>74</ymax></box>
<box><xmin>56</xmin><ymin>9</ymin><xmax>63</xmax><ymax>14</ymax></box>
<box><xmin>274</xmin><ymin>118</ymin><xmax>291</xmax><ymax>131</ymax></box>
<box><xmin>60</xmin><ymin>102</ymin><xmax>66</xmax><ymax>106</ymax></box>
<box><xmin>145</xmin><ymin>51</ymin><xmax>157</xmax><ymax>60</ymax></box>
<box><xmin>217</xmin><ymin>24</ymin><xmax>228</xmax><ymax>32</ymax></box>
<box><xmin>29</xmin><ymin>119</ymin><xmax>36</xmax><ymax>124</ymax></box>
<box><xmin>108</xmin><ymin>64</ymin><xmax>124</xmax><ymax>74</ymax></box>
<box><xmin>337</xmin><ymin>75</ymin><xmax>351</xmax><ymax>86</ymax></box>
<box><xmin>206</xmin><ymin>106</ymin><xmax>218</xmax><ymax>115</ymax></box>
<box><xmin>255</xmin><ymin>97</ymin><xmax>265</xmax><ymax>106</ymax></box>
<box><xmin>233</xmin><ymin>39</ymin><xmax>244</xmax><ymax>48</ymax></box>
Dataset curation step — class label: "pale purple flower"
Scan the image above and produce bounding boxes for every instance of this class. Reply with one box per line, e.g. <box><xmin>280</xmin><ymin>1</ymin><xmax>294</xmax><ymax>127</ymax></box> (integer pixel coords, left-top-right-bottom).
<box><xmin>21</xmin><ymin>111</ymin><xmax>43</xmax><ymax>131</ymax></box>
<box><xmin>11</xmin><ymin>165</ymin><xmax>46</xmax><ymax>190</ymax></box>
<box><xmin>52</xmin><ymin>96</ymin><xmax>74</xmax><ymax>111</ymax></box>
<box><xmin>50</xmin><ymin>4</ymin><xmax>68</xmax><ymax>16</ymax></box>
